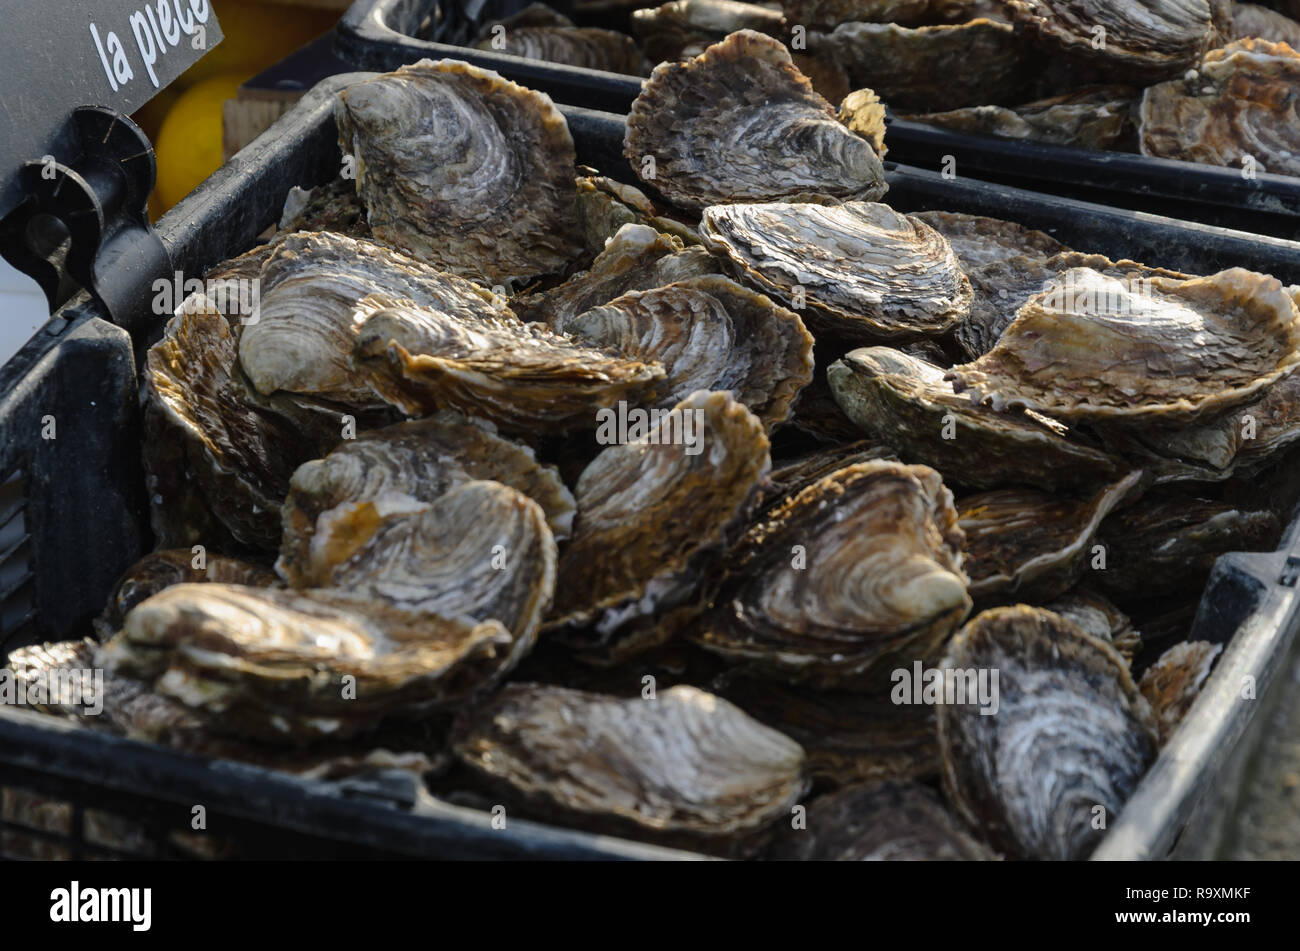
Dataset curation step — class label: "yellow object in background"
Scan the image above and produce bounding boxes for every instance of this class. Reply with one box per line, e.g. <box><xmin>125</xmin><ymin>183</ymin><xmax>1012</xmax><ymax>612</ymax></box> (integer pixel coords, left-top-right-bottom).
<box><xmin>135</xmin><ymin>0</ymin><xmax>342</xmax><ymax>218</ymax></box>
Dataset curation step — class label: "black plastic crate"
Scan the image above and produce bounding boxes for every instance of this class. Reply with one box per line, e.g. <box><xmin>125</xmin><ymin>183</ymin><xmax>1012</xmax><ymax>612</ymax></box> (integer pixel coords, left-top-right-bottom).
<box><xmin>3</xmin><ymin>73</ymin><xmax>1300</xmax><ymax>860</ymax></box>
<box><xmin>335</xmin><ymin>0</ymin><xmax>1300</xmax><ymax>238</ymax></box>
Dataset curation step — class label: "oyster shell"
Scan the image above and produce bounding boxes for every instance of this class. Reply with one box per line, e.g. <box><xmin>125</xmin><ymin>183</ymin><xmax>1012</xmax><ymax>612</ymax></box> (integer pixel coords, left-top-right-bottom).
<box><xmin>814</xmin><ymin>19</ymin><xmax>1032</xmax><ymax>111</ymax></box>
<box><xmin>275</xmin><ymin>178</ymin><xmax>369</xmax><ymax>240</ymax></box>
<box><xmin>1093</xmin><ymin>494</ymin><xmax>1281</xmax><ymax>603</ymax></box>
<box><xmin>573</xmin><ymin>178</ymin><xmax>698</xmax><ymax>255</ymax></box>
<box><xmin>781</xmin><ymin>0</ymin><xmax>990</xmax><ymax>28</ymax></box>
<box><xmin>837</xmin><ymin>88</ymin><xmax>889</xmax><ymax>156</ymax></box>
<box><xmin>790</xmin><ymin>54</ymin><xmax>852</xmax><ymax>104</ymax></box>
<box><xmin>554</xmin><ymin>275</ymin><xmax>814</xmax><ymax>430</ymax></box>
<box><xmin>278</xmin><ymin>412</ymin><xmax>575</xmax><ymax>586</ymax></box>
<box><xmin>624</xmin><ymin>31</ymin><xmax>887</xmax><ymax>210</ymax></box>
<box><xmin>633</xmin><ymin>0</ymin><xmax>787</xmax><ymax>63</ymax></box>
<box><xmin>700</xmin><ymin>201</ymin><xmax>972</xmax><ymax>342</ymax></box>
<box><xmin>1043</xmin><ymin>588</ymin><xmax>1142</xmax><ymax>666</ymax></box>
<box><xmin>827</xmin><ymin>347</ymin><xmax>1130</xmax><ymax>492</ymax></box>
<box><xmin>1005</xmin><ymin>0</ymin><xmax>1214</xmax><ymax>81</ymax></box>
<box><xmin>334</xmin><ymin>60</ymin><xmax>583</xmax><ymax>285</ymax></box>
<box><xmin>758</xmin><ymin>440</ymin><xmax>898</xmax><ymax>515</ymax></box>
<box><xmin>904</xmin><ymin>86</ymin><xmax>1139</xmax><ymax>150</ymax></box>
<box><xmin>473</xmin><ymin>23</ymin><xmax>646</xmax><ymax>75</ymax></box>
<box><xmin>517</xmin><ymin>224</ymin><xmax>718</xmax><ymax>327</ymax></box>
<box><xmin>911</xmin><ymin>211</ymin><xmax>1070</xmax><ymax>272</ymax></box>
<box><xmin>450</xmin><ymin>683</ymin><xmax>808</xmax><ymax>852</ymax></box>
<box><xmin>1139</xmin><ymin>640</ymin><xmax>1223</xmax><ymax>742</ymax></box>
<box><xmin>947</xmin><ymin>267</ymin><xmax>1300</xmax><ymax>423</ymax></box>
<box><xmin>1233</xmin><ymin>4</ymin><xmax>1300</xmax><ymax>47</ymax></box>
<box><xmin>95</xmin><ymin>550</ymin><xmax>278</xmax><ymax>641</ymax></box>
<box><xmin>690</xmin><ymin>460</ymin><xmax>971</xmax><ymax>687</ymax></box>
<box><xmin>766</xmin><ymin>781</ymin><xmax>998</xmax><ymax>860</ymax></box>
<box><xmin>958</xmin><ymin>471</ymin><xmax>1143</xmax><ymax>603</ymax></box>
<box><xmin>101</xmin><ymin>584</ymin><xmax>518</xmax><ymax>742</ymax></box>
<box><xmin>551</xmin><ymin>391</ymin><xmax>770</xmax><ymax>664</ymax></box>
<box><xmin>1139</xmin><ymin>38</ymin><xmax>1300</xmax><ymax>176</ymax></box>
<box><xmin>937</xmin><ymin>605</ymin><xmax>1159</xmax><ymax>860</ymax></box>
<box><xmin>351</xmin><ymin>293</ymin><xmax>666</xmax><ymax>434</ymax></box>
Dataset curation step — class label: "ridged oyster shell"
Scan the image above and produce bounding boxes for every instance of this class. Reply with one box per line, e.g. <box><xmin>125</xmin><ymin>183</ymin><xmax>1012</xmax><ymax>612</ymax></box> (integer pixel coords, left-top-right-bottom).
<box><xmin>278</xmin><ymin>413</ymin><xmax>575</xmax><ymax>586</ymax></box>
<box><xmin>350</xmin><ymin>293</ymin><xmax>666</xmax><ymax>433</ymax></box>
<box><xmin>690</xmin><ymin>460</ymin><xmax>971</xmax><ymax>687</ymax></box>
<box><xmin>550</xmin><ymin>391</ymin><xmax>770</xmax><ymax>664</ymax></box>
<box><xmin>958</xmin><ymin>471</ymin><xmax>1143</xmax><ymax>603</ymax></box>
<box><xmin>937</xmin><ymin>605</ymin><xmax>1159</xmax><ymax>860</ymax></box>
<box><xmin>1044</xmin><ymin>588</ymin><xmax>1142</xmax><ymax>666</ymax></box>
<box><xmin>334</xmin><ymin>60</ymin><xmax>583</xmax><ymax>285</ymax></box>
<box><xmin>700</xmin><ymin>201</ymin><xmax>972</xmax><ymax>342</ymax></box>
<box><xmin>947</xmin><ymin>267</ymin><xmax>1300</xmax><ymax>423</ymax></box>
<box><xmin>632</xmin><ymin>0</ymin><xmax>787</xmax><ymax>63</ymax></box>
<box><xmin>904</xmin><ymin>86</ymin><xmax>1139</xmax><ymax>150</ymax></box>
<box><xmin>837</xmin><ymin>88</ymin><xmax>889</xmax><ymax>156</ymax></box>
<box><xmin>1139</xmin><ymin>39</ymin><xmax>1300</xmax><ymax>176</ymax></box>
<box><xmin>450</xmin><ymin>683</ymin><xmax>808</xmax><ymax>852</ymax></box>
<box><xmin>766</xmin><ymin>781</ymin><xmax>998</xmax><ymax>860</ymax></box>
<box><xmin>1138</xmin><ymin>640</ymin><xmax>1224</xmax><ymax>742</ymax></box>
<box><xmin>1232</xmin><ymin>4</ymin><xmax>1300</xmax><ymax>47</ymax></box>
<box><xmin>827</xmin><ymin>347</ymin><xmax>1129</xmax><ymax>491</ymax></box>
<box><xmin>553</xmin><ymin>275</ymin><xmax>814</xmax><ymax>430</ymax></box>
<box><xmin>624</xmin><ymin>31</ymin><xmax>887</xmax><ymax>210</ymax></box>
<box><xmin>573</xmin><ymin>178</ymin><xmax>698</xmax><ymax>254</ymax></box>
<box><xmin>472</xmin><ymin>14</ymin><xmax>646</xmax><ymax>75</ymax></box>
<box><xmin>782</xmin><ymin>0</ymin><xmax>997</xmax><ymax>29</ymax></box>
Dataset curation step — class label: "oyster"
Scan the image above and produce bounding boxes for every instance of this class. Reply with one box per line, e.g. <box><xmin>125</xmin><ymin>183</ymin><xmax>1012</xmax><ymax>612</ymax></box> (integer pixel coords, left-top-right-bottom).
<box><xmin>351</xmin><ymin>293</ymin><xmax>666</xmax><ymax>434</ymax></box>
<box><xmin>781</xmin><ymin>0</ymin><xmax>989</xmax><ymax>28</ymax></box>
<box><xmin>712</xmin><ymin>675</ymin><xmax>937</xmax><ymax>785</ymax></box>
<box><xmin>1093</xmin><ymin>494</ymin><xmax>1280</xmax><ymax>603</ymax></box>
<box><xmin>958</xmin><ymin>471</ymin><xmax>1143</xmax><ymax>603</ymax></box>
<box><xmin>937</xmin><ymin>605</ymin><xmax>1159</xmax><ymax>860</ymax></box>
<box><xmin>827</xmin><ymin>348</ymin><xmax>1130</xmax><ymax>492</ymax></box>
<box><xmin>517</xmin><ymin>224</ymin><xmax>718</xmax><ymax>327</ymax></box>
<box><xmin>1004</xmin><ymin>0</ymin><xmax>1214</xmax><ymax>81</ymax></box>
<box><xmin>1139</xmin><ymin>39</ymin><xmax>1300</xmax><ymax>176</ymax></box>
<box><xmin>550</xmin><ymin>391</ymin><xmax>770</xmax><ymax>664</ymax></box>
<box><xmin>766</xmin><ymin>781</ymin><xmax>998</xmax><ymax>860</ymax></box>
<box><xmin>837</xmin><ymin>88</ymin><xmax>889</xmax><ymax>157</ymax></box>
<box><xmin>947</xmin><ymin>267</ymin><xmax>1300</xmax><ymax>423</ymax></box>
<box><xmin>814</xmin><ymin>19</ymin><xmax>1032</xmax><ymax>111</ymax></box>
<box><xmin>275</xmin><ymin>177</ymin><xmax>369</xmax><ymax>240</ymax></box>
<box><xmin>100</xmin><ymin>584</ymin><xmax>517</xmax><ymax>742</ymax></box>
<box><xmin>757</xmin><ymin>440</ymin><xmax>898</xmax><ymax>515</ymax></box>
<box><xmin>95</xmin><ymin>550</ymin><xmax>278</xmax><ymax>640</ymax></box>
<box><xmin>450</xmin><ymin>683</ymin><xmax>808</xmax><ymax>852</ymax></box>
<box><xmin>472</xmin><ymin>11</ymin><xmax>646</xmax><ymax>75</ymax></box>
<box><xmin>790</xmin><ymin>54</ymin><xmax>852</xmax><ymax>104</ymax></box>
<box><xmin>278</xmin><ymin>412</ymin><xmax>575</xmax><ymax>586</ymax></box>
<box><xmin>623</xmin><ymin>31</ymin><xmax>887</xmax><ymax>210</ymax></box>
<box><xmin>699</xmin><ymin>201</ymin><xmax>972</xmax><ymax>342</ymax></box>
<box><xmin>1043</xmin><ymin>588</ymin><xmax>1142</xmax><ymax>665</ymax></box>
<box><xmin>1138</xmin><ymin>640</ymin><xmax>1224</xmax><ymax>742</ymax></box>
<box><xmin>1232</xmin><ymin>4</ymin><xmax>1300</xmax><ymax>47</ymax></box>
<box><xmin>904</xmin><ymin>86</ymin><xmax>1139</xmax><ymax>150</ymax></box>
<box><xmin>911</xmin><ymin>211</ymin><xmax>1070</xmax><ymax>271</ymax></box>
<box><xmin>690</xmin><ymin>460</ymin><xmax>971</xmax><ymax>687</ymax></box>
<box><xmin>334</xmin><ymin>60</ymin><xmax>583</xmax><ymax>285</ymax></box>
<box><xmin>553</xmin><ymin>275</ymin><xmax>814</xmax><ymax>430</ymax></box>
<box><xmin>573</xmin><ymin>178</ymin><xmax>697</xmax><ymax>255</ymax></box>
<box><xmin>633</xmin><ymin>0</ymin><xmax>787</xmax><ymax>64</ymax></box>
<box><xmin>782</xmin><ymin>375</ymin><xmax>872</xmax><ymax>445</ymax></box>
<box><xmin>239</xmin><ymin>232</ymin><xmax>512</xmax><ymax>406</ymax></box>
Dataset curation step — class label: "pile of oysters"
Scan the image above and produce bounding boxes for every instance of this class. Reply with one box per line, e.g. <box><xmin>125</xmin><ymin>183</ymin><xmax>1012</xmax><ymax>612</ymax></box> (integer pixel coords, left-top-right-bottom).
<box><xmin>471</xmin><ymin>0</ymin><xmax>1300</xmax><ymax>175</ymax></box>
<box><xmin>8</xmin><ymin>33</ymin><xmax>1300</xmax><ymax>861</ymax></box>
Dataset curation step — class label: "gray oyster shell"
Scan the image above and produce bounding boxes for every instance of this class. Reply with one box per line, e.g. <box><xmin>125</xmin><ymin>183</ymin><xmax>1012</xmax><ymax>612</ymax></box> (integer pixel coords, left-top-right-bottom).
<box><xmin>1138</xmin><ymin>640</ymin><xmax>1223</xmax><ymax>742</ymax></box>
<box><xmin>937</xmin><ymin>605</ymin><xmax>1159</xmax><ymax>860</ymax></box>
<box><xmin>1232</xmin><ymin>4</ymin><xmax>1300</xmax><ymax>47</ymax></box>
<box><xmin>334</xmin><ymin>59</ymin><xmax>583</xmax><ymax>286</ymax></box>
<box><xmin>911</xmin><ymin>211</ymin><xmax>1070</xmax><ymax>272</ymax></box>
<box><xmin>700</xmin><ymin>201</ymin><xmax>972</xmax><ymax>342</ymax></box>
<box><xmin>633</xmin><ymin>0</ymin><xmax>787</xmax><ymax>63</ymax></box>
<box><xmin>904</xmin><ymin>86</ymin><xmax>1139</xmax><ymax>151</ymax></box>
<box><xmin>624</xmin><ymin>31</ymin><xmax>887</xmax><ymax>210</ymax></box>
<box><xmin>1043</xmin><ymin>588</ymin><xmax>1142</xmax><ymax>666</ymax></box>
<box><xmin>450</xmin><ymin>683</ymin><xmax>808</xmax><ymax>852</ymax></box>
<box><xmin>472</xmin><ymin>21</ymin><xmax>647</xmax><ymax>75</ymax></box>
<box><xmin>554</xmin><ymin>275</ymin><xmax>814</xmax><ymax>430</ymax></box>
<box><xmin>827</xmin><ymin>347</ymin><xmax>1130</xmax><ymax>492</ymax></box>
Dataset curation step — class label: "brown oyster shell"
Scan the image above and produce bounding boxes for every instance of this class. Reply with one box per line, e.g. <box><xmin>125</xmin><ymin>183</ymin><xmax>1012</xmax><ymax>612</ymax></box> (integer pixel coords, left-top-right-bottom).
<box><xmin>554</xmin><ymin>275</ymin><xmax>814</xmax><ymax>430</ymax></box>
<box><xmin>947</xmin><ymin>267</ymin><xmax>1300</xmax><ymax>423</ymax></box>
<box><xmin>1233</xmin><ymin>4</ymin><xmax>1300</xmax><ymax>47</ymax></box>
<box><xmin>275</xmin><ymin>178</ymin><xmax>370</xmax><ymax>241</ymax></box>
<box><xmin>473</xmin><ymin>26</ymin><xmax>647</xmax><ymax>75</ymax></box>
<box><xmin>239</xmin><ymin>232</ymin><xmax>512</xmax><ymax>406</ymax></box>
<box><xmin>1138</xmin><ymin>640</ymin><xmax>1224</xmax><ymax>742</ymax></box>
<box><xmin>95</xmin><ymin>550</ymin><xmax>278</xmax><ymax>641</ymax></box>
<box><xmin>1043</xmin><ymin>588</ymin><xmax>1142</xmax><ymax>666</ymax></box>
<box><xmin>904</xmin><ymin>85</ymin><xmax>1139</xmax><ymax>150</ymax></box>
<box><xmin>911</xmin><ymin>211</ymin><xmax>1070</xmax><ymax>272</ymax></box>
<box><xmin>958</xmin><ymin>471</ymin><xmax>1144</xmax><ymax>603</ymax></box>
<box><xmin>517</xmin><ymin>223</ymin><xmax>718</xmax><ymax>326</ymax></box>
<box><xmin>278</xmin><ymin>412</ymin><xmax>574</xmax><ymax>586</ymax></box>
<box><xmin>782</xmin><ymin>0</ymin><xmax>992</xmax><ymax>28</ymax></box>
<box><xmin>551</xmin><ymin>391</ymin><xmax>770</xmax><ymax>664</ymax></box>
<box><xmin>827</xmin><ymin>347</ymin><xmax>1130</xmax><ymax>492</ymax></box>
<box><xmin>633</xmin><ymin>0</ymin><xmax>787</xmax><ymax>56</ymax></box>
<box><xmin>334</xmin><ymin>60</ymin><xmax>583</xmax><ymax>286</ymax></box>
<box><xmin>700</xmin><ymin>201</ymin><xmax>973</xmax><ymax>342</ymax></box>
<box><xmin>450</xmin><ymin>683</ymin><xmax>808</xmax><ymax>852</ymax></box>
<box><xmin>1139</xmin><ymin>38</ymin><xmax>1300</xmax><ymax>176</ymax></box>
<box><xmin>937</xmin><ymin>605</ymin><xmax>1160</xmax><ymax>860</ymax></box>
<box><xmin>766</xmin><ymin>781</ymin><xmax>998</xmax><ymax>860</ymax></box>
<box><xmin>1005</xmin><ymin>0</ymin><xmax>1214</xmax><ymax>81</ymax></box>
<box><xmin>572</xmin><ymin>178</ymin><xmax>698</xmax><ymax>255</ymax></box>
<box><xmin>758</xmin><ymin>440</ymin><xmax>898</xmax><ymax>515</ymax></box>
<box><xmin>814</xmin><ymin>19</ymin><xmax>1032</xmax><ymax>111</ymax></box>
<box><xmin>837</xmin><ymin>88</ymin><xmax>889</xmax><ymax>156</ymax></box>
<box><xmin>690</xmin><ymin>460</ymin><xmax>972</xmax><ymax>687</ymax></box>
<box><xmin>624</xmin><ymin>31</ymin><xmax>887</xmax><ymax>210</ymax></box>
<box><xmin>100</xmin><ymin>584</ymin><xmax>518</xmax><ymax>742</ymax></box>
<box><xmin>350</xmin><ymin>293</ymin><xmax>666</xmax><ymax>434</ymax></box>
